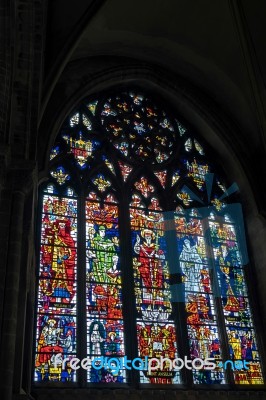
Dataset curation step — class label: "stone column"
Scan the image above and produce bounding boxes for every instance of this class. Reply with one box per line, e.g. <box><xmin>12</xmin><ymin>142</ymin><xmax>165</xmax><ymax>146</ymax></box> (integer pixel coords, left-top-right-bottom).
<box><xmin>0</xmin><ymin>167</ymin><xmax>35</xmax><ymax>400</ymax></box>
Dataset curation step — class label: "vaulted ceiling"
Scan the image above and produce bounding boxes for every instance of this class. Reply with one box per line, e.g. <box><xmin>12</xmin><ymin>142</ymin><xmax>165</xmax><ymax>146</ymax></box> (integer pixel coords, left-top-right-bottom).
<box><xmin>44</xmin><ymin>0</ymin><xmax>266</xmax><ymax>138</ymax></box>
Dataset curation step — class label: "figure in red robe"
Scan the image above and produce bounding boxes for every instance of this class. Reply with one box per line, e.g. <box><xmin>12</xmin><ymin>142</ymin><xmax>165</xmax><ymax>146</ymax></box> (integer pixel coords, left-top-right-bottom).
<box><xmin>134</xmin><ymin>228</ymin><xmax>164</xmax><ymax>293</ymax></box>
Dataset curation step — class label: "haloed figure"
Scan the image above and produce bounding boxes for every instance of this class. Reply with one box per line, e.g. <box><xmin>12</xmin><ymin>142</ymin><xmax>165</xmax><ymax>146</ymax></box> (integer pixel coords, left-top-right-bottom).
<box><xmin>134</xmin><ymin>228</ymin><xmax>165</xmax><ymax>295</ymax></box>
<box><xmin>89</xmin><ymin>321</ymin><xmax>106</xmax><ymax>355</ymax></box>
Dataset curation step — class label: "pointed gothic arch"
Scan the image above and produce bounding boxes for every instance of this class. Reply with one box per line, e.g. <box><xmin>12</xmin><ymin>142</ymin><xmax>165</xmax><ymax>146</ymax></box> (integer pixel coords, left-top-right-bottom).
<box><xmin>34</xmin><ymin>88</ymin><xmax>263</xmax><ymax>387</ymax></box>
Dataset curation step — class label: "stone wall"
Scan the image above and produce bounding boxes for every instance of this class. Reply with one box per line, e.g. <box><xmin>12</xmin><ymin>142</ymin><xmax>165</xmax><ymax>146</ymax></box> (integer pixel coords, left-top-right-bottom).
<box><xmin>1</xmin><ymin>1</ymin><xmax>266</xmax><ymax>399</ymax></box>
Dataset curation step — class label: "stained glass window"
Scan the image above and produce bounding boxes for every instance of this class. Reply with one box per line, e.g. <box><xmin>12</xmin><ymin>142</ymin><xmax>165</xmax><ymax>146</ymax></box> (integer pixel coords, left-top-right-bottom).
<box><xmin>34</xmin><ymin>89</ymin><xmax>263</xmax><ymax>386</ymax></box>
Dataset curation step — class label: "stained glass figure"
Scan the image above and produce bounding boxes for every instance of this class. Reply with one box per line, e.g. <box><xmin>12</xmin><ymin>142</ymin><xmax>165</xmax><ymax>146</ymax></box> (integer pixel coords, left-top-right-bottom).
<box><xmin>130</xmin><ymin>195</ymin><xmax>180</xmax><ymax>384</ymax></box>
<box><xmin>85</xmin><ymin>196</ymin><xmax>125</xmax><ymax>383</ymax></box>
<box><xmin>209</xmin><ymin>215</ymin><xmax>263</xmax><ymax>384</ymax></box>
<box><xmin>175</xmin><ymin>211</ymin><xmax>225</xmax><ymax>383</ymax></box>
<box><xmin>35</xmin><ymin>192</ymin><xmax>77</xmax><ymax>382</ymax></box>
